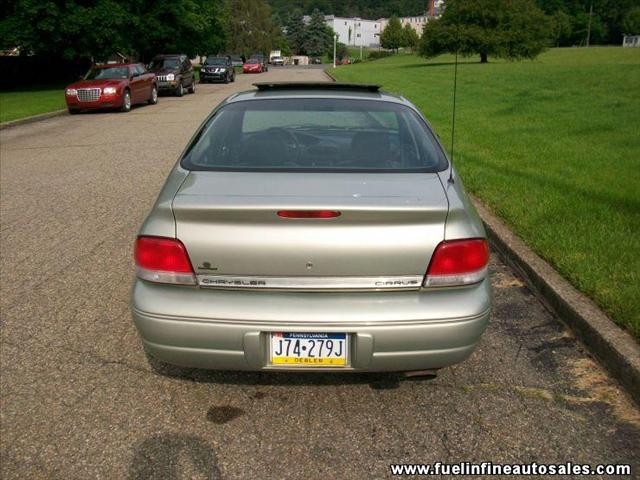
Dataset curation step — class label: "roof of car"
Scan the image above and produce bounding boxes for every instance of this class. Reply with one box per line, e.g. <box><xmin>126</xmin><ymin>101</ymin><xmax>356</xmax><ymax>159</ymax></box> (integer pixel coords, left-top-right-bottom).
<box><xmin>225</xmin><ymin>82</ymin><xmax>409</xmax><ymax>106</ymax></box>
<box><xmin>94</xmin><ymin>63</ymin><xmax>138</xmax><ymax>68</ymax></box>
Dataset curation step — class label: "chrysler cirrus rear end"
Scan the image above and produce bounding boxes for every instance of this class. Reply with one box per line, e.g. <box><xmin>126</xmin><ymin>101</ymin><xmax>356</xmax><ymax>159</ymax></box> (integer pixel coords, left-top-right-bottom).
<box><xmin>131</xmin><ymin>85</ymin><xmax>492</xmax><ymax>372</ymax></box>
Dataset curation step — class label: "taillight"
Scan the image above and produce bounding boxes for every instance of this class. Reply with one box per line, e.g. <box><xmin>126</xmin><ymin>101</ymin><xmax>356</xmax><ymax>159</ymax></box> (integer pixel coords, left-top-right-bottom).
<box><xmin>277</xmin><ymin>210</ymin><xmax>341</xmax><ymax>219</ymax></box>
<box><xmin>134</xmin><ymin>236</ymin><xmax>196</xmax><ymax>285</ymax></box>
<box><xmin>423</xmin><ymin>239</ymin><xmax>489</xmax><ymax>287</ymax></box>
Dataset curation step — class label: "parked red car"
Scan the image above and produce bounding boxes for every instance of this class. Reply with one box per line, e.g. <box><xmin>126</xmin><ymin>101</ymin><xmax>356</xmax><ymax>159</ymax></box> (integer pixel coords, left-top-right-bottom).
<box><xmin>243</xmin><ymin>58</ymin><xmax>263</xmax><ymax>74</ymax></box>
<box><xmin>65</xmin><ymin>63</ymin><xmax>158</xmax><ymax>114</ymax></box>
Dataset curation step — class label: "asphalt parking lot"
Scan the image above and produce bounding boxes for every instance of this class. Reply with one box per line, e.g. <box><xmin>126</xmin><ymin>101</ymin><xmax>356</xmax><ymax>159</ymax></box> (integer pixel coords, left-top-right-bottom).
<box><xmin>1</xmin><ymin>66</ymin><xmax>639</xmax><ymax>479</ymax></box>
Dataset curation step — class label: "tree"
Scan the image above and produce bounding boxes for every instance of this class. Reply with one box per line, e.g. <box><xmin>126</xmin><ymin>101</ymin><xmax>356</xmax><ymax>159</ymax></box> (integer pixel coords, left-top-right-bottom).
<box><xmin>0</xmin><ymin>0</ymin><xmax>131</xmax><ymax>60</ymax></box>
<box><xmin>0</xmin><ymin>0</ymin><xmax>227</xmax><ymax>61</ymax></box>
<box><xmin>380</xmin><ymin>16</ymin><xmax>404</xmax><ymax>51</ymax></box>
<box><xmin>419</xmin><ymin>0</ymin><xmax>551</xmax><ymax>63</ymax></box>
<box><xmin>550</xmin><ymin>10</ymin><xmax>572</xmax><ymax>47</ymax></box>
<box><xmin>304</xmin><ymin>9</ymin><xmax>333</xmax><ymax>56</ymax></box>
<box><xmin>227</xmin><ymin>0</ymin><xmax>275</xmax><ymax>58</ymax></box>
<box><xmin>402</xmin><ymin>24</ymin><xmax>419</xmax><ymax>50</ymax></box>
<box><xmin>270</xmin><ymin>13</ymin><xmax>292</xmax><ymax>55</ymax></box>
<box><xmin>335</xmin><ymin>41</ymin><xmax>348</xmax><ymax>60</ymax></box>
<box><xmin>535</xmin><ymin>0</ymin><xmax>638</xmax><ymax>45</ymax></box>
<box><xmin>622</xmin><ymin>6</ymin><xmax>640</xmax><ymax>34</ymax></box>
<box><xmin>285</xmin><ymin>10</ymin><xmax>307</xmax><ymax>54</ymax></box>
<box><xmin>128</xmin><ymin>0</ymin><xmax>226</xmax><ymax>61</ymax></box>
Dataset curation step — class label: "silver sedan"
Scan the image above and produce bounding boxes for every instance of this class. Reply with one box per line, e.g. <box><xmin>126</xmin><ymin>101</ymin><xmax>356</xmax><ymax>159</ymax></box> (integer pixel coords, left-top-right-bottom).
<box><xmin>131</xmin><ymin>82</ymin><xmax>491</xmax><ymax>372</ymax></box>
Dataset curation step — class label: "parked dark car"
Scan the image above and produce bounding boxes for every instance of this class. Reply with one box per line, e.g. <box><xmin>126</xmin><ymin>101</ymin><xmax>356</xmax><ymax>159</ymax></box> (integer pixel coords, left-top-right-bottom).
<box><xmin>229</xmin><ymin>55</ymin><xmax>243</xmax><ymax>67</ymax></box>
<box><xmin>65</xmin><ymin>63</ymin><xmax>157</xmax><ymax>114</ymax></box>
<box><xmin>148</xmin><ymin>54</ymin><xmax>195</xmax><ymax>96</ymax></box>
<box><xmin>200</xmin><ymin>56</ymin><xmax>235</xmax><ymax>83</ymax></box>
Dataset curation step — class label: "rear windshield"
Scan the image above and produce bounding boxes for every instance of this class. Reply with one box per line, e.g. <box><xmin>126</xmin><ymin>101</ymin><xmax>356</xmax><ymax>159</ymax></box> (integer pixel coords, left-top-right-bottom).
<box><xmin>181</xmin><ymin>98</ymin><xmax>448</xmax><ymax>172</ymax></box>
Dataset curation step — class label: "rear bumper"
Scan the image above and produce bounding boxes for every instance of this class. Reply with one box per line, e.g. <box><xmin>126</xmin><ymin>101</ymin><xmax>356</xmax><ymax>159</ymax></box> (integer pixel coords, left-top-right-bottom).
<box><xmin>157</xmin><ymin>81</ymin><xmax>178</xmax><ymax>91</ymax></box>
<box><xmin>131</xmin><ymin>278</ymin><xmax>491</xmax><ymax>372</ymax></box>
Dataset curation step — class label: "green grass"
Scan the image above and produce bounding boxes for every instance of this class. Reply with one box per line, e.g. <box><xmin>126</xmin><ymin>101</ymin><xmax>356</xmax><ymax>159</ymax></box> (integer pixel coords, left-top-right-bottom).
<box><xmin>331</xmin><ymin>47</ymin><xmax>640</xmax><ymax>339</ymax></box>
<box><xmin>0</xmin><ymin>86</ymin><xmax>67</xmax><ymax>123</ymax></box>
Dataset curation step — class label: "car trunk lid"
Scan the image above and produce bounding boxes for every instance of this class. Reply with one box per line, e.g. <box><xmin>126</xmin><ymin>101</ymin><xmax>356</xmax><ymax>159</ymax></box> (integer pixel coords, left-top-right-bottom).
<box><xmin>172</xmin><ymin>172</ymin><xmax>449</xmax><ymax>289</ymax></box>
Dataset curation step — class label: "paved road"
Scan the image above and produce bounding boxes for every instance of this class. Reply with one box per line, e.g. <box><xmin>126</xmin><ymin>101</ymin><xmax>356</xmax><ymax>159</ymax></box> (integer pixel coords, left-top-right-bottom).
<box><xmin>1</xmin><ymin>67</ymin><xmax>639</xmax><ymax>479</ymax></box>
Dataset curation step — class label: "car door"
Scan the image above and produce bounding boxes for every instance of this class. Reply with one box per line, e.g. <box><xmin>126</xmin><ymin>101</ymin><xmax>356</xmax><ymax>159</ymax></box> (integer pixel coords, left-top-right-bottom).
<box><xmin>182</xmin><ymin>56</ymin><xmax>193</xmax><ymax>86</ymax></box>
<box><xmin>128</xmin><ymin>65</ymin><xmax>144</xmax><ymax>104</ymax></box>
<box><xmin>137</xmin><ymin>64</ymin><xmax>153</xmax><ymax>98</ymax></box>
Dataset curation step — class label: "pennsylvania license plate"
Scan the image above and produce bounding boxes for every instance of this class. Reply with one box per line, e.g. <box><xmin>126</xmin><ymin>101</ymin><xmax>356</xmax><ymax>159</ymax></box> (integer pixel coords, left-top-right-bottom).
<box><xmin>270</xmin><ymin>333</ymin><xmax>348</xmax><ymax>367</ymax></box>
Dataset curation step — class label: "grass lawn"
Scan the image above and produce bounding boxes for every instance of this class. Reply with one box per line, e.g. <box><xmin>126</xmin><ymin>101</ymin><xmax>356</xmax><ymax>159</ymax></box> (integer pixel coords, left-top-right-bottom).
<box><xmin>331</xmin><ymin>47</ymin><xmax>640</xmax><ymax>339</ymax></box>
<box><xmin>0</xmin><ymin>86</ymin><xmax>67</xmax><ymax>123</ymax></box>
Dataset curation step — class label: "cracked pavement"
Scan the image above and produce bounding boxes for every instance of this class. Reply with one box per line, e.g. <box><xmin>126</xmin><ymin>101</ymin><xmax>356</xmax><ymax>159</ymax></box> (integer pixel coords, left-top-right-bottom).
<box><xmin>1</xmin><ymin>67</ymin><xmax>639</xmax><ymax>479</ymax></box>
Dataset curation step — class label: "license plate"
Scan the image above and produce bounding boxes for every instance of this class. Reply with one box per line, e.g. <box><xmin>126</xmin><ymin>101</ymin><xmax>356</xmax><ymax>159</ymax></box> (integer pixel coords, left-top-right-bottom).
<box><xmin>270</xmin><ymin>333</ymin><xmax>348</xmax><ymax>367</ymax></box>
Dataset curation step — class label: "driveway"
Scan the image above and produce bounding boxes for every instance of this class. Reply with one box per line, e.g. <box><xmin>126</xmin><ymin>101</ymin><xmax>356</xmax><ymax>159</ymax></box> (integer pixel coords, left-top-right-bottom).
<box><xmin>1</xmin><ymin>67</ymin><xmax>638</xmax><ymax>479</ymax></box>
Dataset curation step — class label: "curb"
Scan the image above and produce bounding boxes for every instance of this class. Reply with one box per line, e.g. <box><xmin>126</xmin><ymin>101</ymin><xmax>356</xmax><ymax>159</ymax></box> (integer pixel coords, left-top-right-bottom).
<box><xmin>472</xmin><ymin>196</ymin><xmax>640</xmax><ymax>402</ymax></box>
<box><xmin>0</xmin><ymin>109</ymin><xmax>68</xmax><ymax>130</ymax></box>
<box><xmin>324</xmin><ymin>69</ymin><xmax>338</xmax><ymax>82</ymax></box>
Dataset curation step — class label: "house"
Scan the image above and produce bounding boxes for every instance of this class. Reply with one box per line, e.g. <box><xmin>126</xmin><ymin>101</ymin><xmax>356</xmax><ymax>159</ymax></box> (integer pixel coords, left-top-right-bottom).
<box><xmin>290</xmin><ymin>55</ymin><xmax>309</xmax><ymax>65</ymax></box>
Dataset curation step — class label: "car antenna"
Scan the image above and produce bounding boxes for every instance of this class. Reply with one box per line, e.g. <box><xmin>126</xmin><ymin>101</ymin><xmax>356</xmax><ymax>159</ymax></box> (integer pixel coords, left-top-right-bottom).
<box><xmin>448</xmin><ymin>7</ymin><xmax>461</xmax><ymax>185</ymax></box>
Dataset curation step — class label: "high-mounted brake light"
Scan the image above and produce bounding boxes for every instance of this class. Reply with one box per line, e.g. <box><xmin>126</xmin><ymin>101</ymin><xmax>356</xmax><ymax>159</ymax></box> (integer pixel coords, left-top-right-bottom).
<box><xmin>277</xmin><ymin>210</ymin><xmax>341</xmax><ymax>219</ymax></box>
<box><xmin>423</xmin><ymin>239</ymin><xmax>489</xmax><ymax>287</ymax></box>
<box><xmin>135</xmin><ymin>236</ymin><xmax>196</xmax><ymax>285</ymax></box>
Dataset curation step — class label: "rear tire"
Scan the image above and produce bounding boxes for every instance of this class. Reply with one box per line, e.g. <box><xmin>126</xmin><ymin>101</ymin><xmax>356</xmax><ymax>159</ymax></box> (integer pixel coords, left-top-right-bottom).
<box><xmin>175</xmin><ymin>82</ymin><xmax>184</xmax><ymax>97</ymax></box>
<box><xmin>148</xmin><ymin>85</ymin><xmax>158</xmax><ymax>104</ymax></box>
<box><xmin>188</xmin><ymin>80</ymin><xmax>196</xmax><ymax>93</ymax></box>
<box><xmin>121</xmin><ymin>90</ymin><xmax>131</xmax><ymax>112</ymax></box>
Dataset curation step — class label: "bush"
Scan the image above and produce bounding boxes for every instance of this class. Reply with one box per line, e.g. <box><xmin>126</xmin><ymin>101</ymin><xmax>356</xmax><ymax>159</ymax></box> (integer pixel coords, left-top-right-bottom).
<box><xmin>367</xmin><ymin>51</ymin><xmax>394</xmax><ymax>61</ymax></box>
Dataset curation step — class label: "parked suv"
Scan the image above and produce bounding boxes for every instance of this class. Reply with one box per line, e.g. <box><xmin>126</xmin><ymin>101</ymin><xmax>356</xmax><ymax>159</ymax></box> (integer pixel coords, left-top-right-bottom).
<box><xmin>200</xmin><ymin>56</ymin><xmax>235</xmax><ymax>83</ymax></box>
<box><xmin>65</xmin><ymin>63</ymin><xmax>157</xmax><ymax>114</ymax></box>
<box><xmin>148</xmin><ymin>54</ymin><xmax>195</xmax><ymax>96</ymax></box>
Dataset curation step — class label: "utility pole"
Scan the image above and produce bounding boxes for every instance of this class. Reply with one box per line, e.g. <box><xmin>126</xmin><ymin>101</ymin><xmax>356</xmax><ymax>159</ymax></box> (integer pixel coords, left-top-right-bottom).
<box><xmin>586</xmin><ymin>2</ymin><xmax>593</xmax><ymax>47</ymax></box>
<box><xmin>333</xmin><ymin>34</ymin><xmax>337</xmax><ymax>68</ymax></box>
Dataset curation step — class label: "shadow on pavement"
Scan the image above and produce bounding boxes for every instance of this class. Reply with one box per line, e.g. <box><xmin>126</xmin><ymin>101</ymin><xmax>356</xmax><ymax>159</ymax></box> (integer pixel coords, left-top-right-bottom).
<box><xmin>129</xmin><ymin>434</ymin><xmax>221</xmax><ymax>480</ymax></box>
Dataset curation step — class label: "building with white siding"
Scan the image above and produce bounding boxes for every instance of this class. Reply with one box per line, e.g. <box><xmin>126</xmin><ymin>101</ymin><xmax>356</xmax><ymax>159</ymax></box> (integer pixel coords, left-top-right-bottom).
<box><xmin>304</xmin><ymin>1</ymin><xmax>445</xmax><ymax>49</ymax></box>
<box><xmin>324</xmin><ymin>16</ymin><xmax>383</xmax><ymax>47</ymax></box>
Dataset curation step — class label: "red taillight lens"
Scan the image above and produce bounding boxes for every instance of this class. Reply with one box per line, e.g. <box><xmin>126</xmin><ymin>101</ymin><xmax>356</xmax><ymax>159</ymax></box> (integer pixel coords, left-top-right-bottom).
<box><xmin>277</xmin><ymin>210</ymin><xmax>341</xmax><ymax>219</ymax></box>
<box><xmin>135</xmin><ymin>236</ymin><xmax>196</xmax><ymax>285</ymax></box>
<box><xmin>424</xmin><ymin>239</ymin><xmax>489</xmax><ymax>287</ymax></box>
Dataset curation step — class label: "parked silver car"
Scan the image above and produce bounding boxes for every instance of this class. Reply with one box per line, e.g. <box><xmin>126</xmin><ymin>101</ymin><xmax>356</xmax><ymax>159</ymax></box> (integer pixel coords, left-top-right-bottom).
<box><xmin>132</xmin><ymin>82</ymin><xmax>491</xmax><ymax>372</ymax></box>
